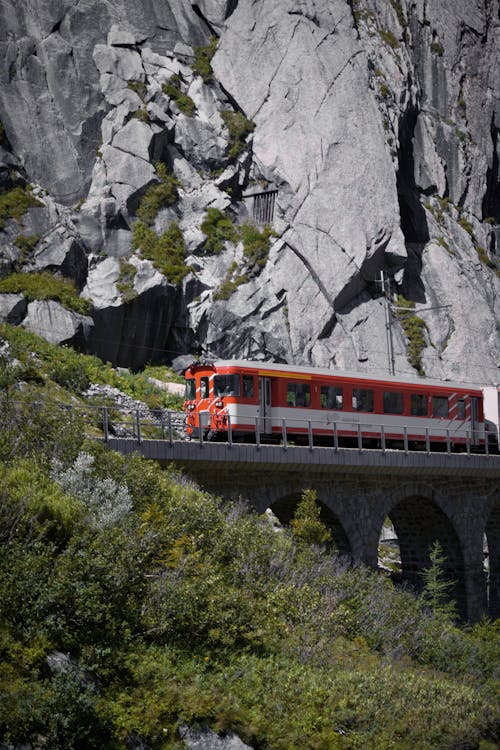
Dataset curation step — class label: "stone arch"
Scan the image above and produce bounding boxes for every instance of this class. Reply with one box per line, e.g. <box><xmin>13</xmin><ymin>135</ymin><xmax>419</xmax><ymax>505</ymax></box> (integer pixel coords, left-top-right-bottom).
<box><xmin>485</xmin><ymin>489</ymin><xmax>500</xmax><ymax>619</ymax></box>
<box><xmin>270</xmin><ymin>491</ymin><xmax>352</xmax><ymax>557</ymax></box>
<box><xmin>386</xmin><ymin>484</ymin><xmax>466</xmax><ymax>618</ymax></box>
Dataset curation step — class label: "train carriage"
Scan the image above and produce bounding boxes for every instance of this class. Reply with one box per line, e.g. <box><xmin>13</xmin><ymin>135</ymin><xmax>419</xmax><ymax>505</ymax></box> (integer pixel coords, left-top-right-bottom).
<box><xmin>183</xmin><ymin>360</ymin><xmax>500</xmax><ymax>452</ymax></box>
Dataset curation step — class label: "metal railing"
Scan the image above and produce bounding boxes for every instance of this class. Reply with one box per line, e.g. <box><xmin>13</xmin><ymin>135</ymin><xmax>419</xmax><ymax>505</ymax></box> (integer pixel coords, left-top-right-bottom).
<box><xmin>3</xmin><ymin>399</ymin><xmax>498</xmax><ymax>457</ymax></box>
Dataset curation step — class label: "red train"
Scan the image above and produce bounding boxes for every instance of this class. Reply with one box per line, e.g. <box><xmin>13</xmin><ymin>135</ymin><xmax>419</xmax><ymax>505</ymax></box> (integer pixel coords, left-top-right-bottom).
<box><xmin>183</xmin><ymin>359</ymin><xmax>500</xmax><ymax>451</ymax></box>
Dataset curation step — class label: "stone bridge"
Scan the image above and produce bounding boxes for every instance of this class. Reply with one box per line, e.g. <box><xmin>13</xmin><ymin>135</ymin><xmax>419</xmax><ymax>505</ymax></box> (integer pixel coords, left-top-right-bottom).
<box><xmin>107</xmin><ymin>437</ymin><xmax>500</xmax><ymax>622</ymax></box>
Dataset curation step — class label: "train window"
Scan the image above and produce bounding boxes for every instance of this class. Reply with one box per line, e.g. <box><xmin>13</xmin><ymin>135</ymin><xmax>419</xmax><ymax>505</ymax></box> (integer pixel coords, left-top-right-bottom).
<box><xmin>287</xmin><ymin>382</ymin><xmax>311</xmax><ymax>407</ymax></box>
<box><xmin>320</xmin><ymin>385</ymin><xmax>343</xmax><ymax>409</ymax></box>
<box><xmin>200</xmin><ymin>377</ymin><xmax>209</xmax><ymax>398</ymax></box>
<box><xmin>185</xmin><ymin>378</ymin><xmax>196</xmax><ymax>400</ymax></box>
<box><xmin>457</xmin><ymin>399</ymin><xmax>466</xmax><ymax>420</ymax></box>
<box><xmin>411</xmin><ymin>393</ymin><xmax>427</xmax><ymax>416</ymax></box>
<box><xmin>242</xmin><ymin>375</ymin><xmax>254</xmax><ymax>398</ymax></box>
<box><xmin>214</xmin><ymin>374</ymin><xmax>240</xmax><ymax>397</ymax></box>
<box><xmin>383</xmin><ymin>391</ymin><xmax>403</xmax><ymax>414</ymax></box>
<box><xmin>432</xmin><ymin>396</ymin><xmax>448</xmax><ymax>418</ymax></box>
<box><xmin>352</xmin><ymin>388</ymin><xmax>374</xmax><ymax>412</ymax></box>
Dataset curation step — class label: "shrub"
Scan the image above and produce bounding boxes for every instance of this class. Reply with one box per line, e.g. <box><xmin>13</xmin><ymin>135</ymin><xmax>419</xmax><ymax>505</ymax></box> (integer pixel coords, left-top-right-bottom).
<box><xmin>458</xmin><ymin>217</ymin><xmax>474</xmax><ymax>235</ymax></box>
<box><xmin>378</xmin><ymin>28</ymin><xmax>400</xmax><ymax>49</ymax></box>
<box><xmin>220</xmin><ymin>110</ymin><xmax>255</xmax><ymax>158</ymax></box>
<box><xmin>395</xmin><ymin>295</ymin><xmax>427</xmax><ymax>374</ymax></box>
<box><xmin>127</xmin><ymin>80</ymin><xmax>147</xmax><ymax>101</ymax></box>
<box><xmin>135</xmin><ymin>164</ymin><xmax>180</xmax><ymax>225</ymax></box>
<box><xmin>200</xmin><ymin>207</ymin><xmax>238</xmax><ymax>255</ymax></box>
<box><xmin>240</xmin><ymin>222</ymin><xmax>276</xmax><ymax>269</ymax></box>
<box><xmin>162</xmin><ymin>74</ymin><xmax>196</xmax><ymax>117</ymax></box>
<box><xmin>0</xmin><ymin>185</ymin><xmax>43</xmax><ymax>230</ymax></box>
<box><xmin>132</xmin><ymin>220</ymin><xmax>189</xmax><ymax>283</ymax></box>
<box><xmin>0</xmin><ymin>272</ymin><xmax>90</xmax><ymax>315</ymax></box>
<box><xmin>291</xmin><ymin>489</ymin><xmax>332</xmax><ymax>547</ymax></box>
<box><xmin>431</xmin><ymin>41</ymin><xmax>444</xmax><ymax>56</ymax></box>
<box><xmin>213</xmin><ymin>262</ymin><xmax>248</xmax><ymax>300</ymax></box>
<box><xmin>192</xmin><ymin>37</ymin><xmax>218</xmax><ymax>83</ymax></box>
<box><xmin>131</xmin><ymin>106</ymin><xmax>149</xmax><ymax>122</ymax></box>
<box><xmin>14</xmin><ymin>233</ymin><xmax>40</xmax><ymax>262</ymax></box>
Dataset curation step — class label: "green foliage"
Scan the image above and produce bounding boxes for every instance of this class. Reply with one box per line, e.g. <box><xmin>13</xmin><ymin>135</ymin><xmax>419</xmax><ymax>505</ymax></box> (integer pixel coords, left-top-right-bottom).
<box><xmin>131</xmin><ymin>106</ymin><xmax>149</xmax><ymax>122</ymax></box>
<box><xmin>132</xmin><ymin>220</ymin><xmax>189</xmax><ymax>283</ymax></box>
<box><xmin>431</xmin><ymin>41</ymin><xmax>444</xmax><ymax>56</ymax></box>
<box><xmin>475</xmin><ymin>245</ymin><xmax>498</xmax><ymax>271</ymax></box>
<box><xmin>14</xmin><ymin>233</ymin><xmax>40</xmax><ymax>263</ymax></box>
<box><xmin>0</xmin><ymin>185</ymin><xmax>43</xmax><ymax>230</ymax></box>
<box><xmin>116</xmin><ymin>260</ymin><xmax>138</xmax><ymax>303</ymax></box>
<box><xmin>135</xmin><ymin>164</ymin><xmax>180</xmax><ymax>225</ymax></box>
<box><xmin>192</xmin><ymin>37</ymin><xmax>218</xmax><ymax>83</ymax></box>
<box><xmin>0</xmin><ymin>271</ymin><xmax>90</xmax><ymax>315</ymax></box>
<box><xmin>395</xmin><ymin>295</ymin><xmax>427</xmax><ymax>374</ymax></box>
<box><xmin>459</xmin><ymin>217</ymin><xmax>474</xmax><ymax>235</ymax></box>
<box><xmin>389</xmin><ymin>0</ymin><xmax>407</xmax><ymax>27</ymax></box>
<box><xmin>240</xmin><ymin>222</ymin><xmax>276</xmax><ymax>269</ymax></box>
<box><xmin>291</xmin><ymin>489</ymin><xmax>332</xmax><ymax>546</ymax></box>
<box><xmin>378</xmin><ymin>28</ymin><xmax>400</xmax><ymax>49</ymax></box>
<box><xmin>127</xmin><ymin>79</ymin><xmax>147</xmax><ymax>101</ymax></box>
<box><xmin>162</xmin><ymin>74</ymin><xmax>196</xmax><ymax>117</ymax></box>
<box><xmin>200</xmin><ymin>207</ymin><xmax>238</xmax><ymax>255</ymax></box>
<box><xmin>220</xmin><ymin>110</ymin><xmax>255</xmax><ymax>158</ymax></box>
<box><xmin>420</xmin><ymin>541</ymin><xmax>458</xmax><ymax>619</ymax></box>
<box><xmin>213</xmin><ymin>261</ymin><xmax>248</xmax><ymax>300</ymax></box>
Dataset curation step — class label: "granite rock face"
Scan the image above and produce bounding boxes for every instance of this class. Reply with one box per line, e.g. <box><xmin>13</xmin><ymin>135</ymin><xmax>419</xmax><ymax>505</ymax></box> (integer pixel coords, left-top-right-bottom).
<box><xmin>0</xmin><ymin>0</ymin><xmax>499</xmax><ymax>383</ymax></box>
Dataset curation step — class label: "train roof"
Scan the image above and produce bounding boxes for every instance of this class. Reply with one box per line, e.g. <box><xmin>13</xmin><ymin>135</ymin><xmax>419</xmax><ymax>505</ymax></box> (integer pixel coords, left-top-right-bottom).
<box><xmin>186</xmin><ymin>359</ymin><xmax>491</xmax><ymax>393</ymax></box>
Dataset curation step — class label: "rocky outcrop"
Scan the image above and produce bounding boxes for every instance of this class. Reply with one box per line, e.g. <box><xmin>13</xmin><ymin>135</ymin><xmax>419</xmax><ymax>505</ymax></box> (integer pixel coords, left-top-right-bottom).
<box><xmin>22</xmin><ymin>300</ymin><xmax>94</xmax><ymax>347</ymax></box>
<box><xmin>0</xmin><ymin>0</ymin><xmax>499</xmax><ymax>384</ymax></box>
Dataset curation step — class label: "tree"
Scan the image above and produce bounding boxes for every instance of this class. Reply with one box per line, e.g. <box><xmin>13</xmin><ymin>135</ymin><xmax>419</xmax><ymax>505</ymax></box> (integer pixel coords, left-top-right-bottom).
<box><xmin>291</xmin><ymin>489</ymin><xmax>332</xmax><ymax>547</ymax></box>
<box><xmin>420</xmin><ymin>540</ymin><xmax>457</xmax><ymax>619</ymax></box>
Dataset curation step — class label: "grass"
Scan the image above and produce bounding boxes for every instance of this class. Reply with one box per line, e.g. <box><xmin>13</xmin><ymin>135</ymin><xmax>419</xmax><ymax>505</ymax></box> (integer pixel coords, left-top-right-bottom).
<box><xmin>192</xmin><ymin>37</ymin><xmax>218</xmax><ymax>83</ymax></box>
<box><xmin>395</xmin><ymin>295</ymin><xmax>427</xmax><ymax>374</ymax></box>
<box><xmin>162</xmin><ymin>74</ymin><xmax>196</xmax><ymax>117</ymax></box>
<box><xmin>135</xmin><ymin>163</ymin><xmax>181</xmax><ymax>225</ymax></box>
<box><xmin>220</xmin><ymin>110</ymin><xmax>255</xmax><ymax>159</ymax></box>
<box><xmin>116</xmin><ymin>261</ymin><xmax>138</xmax><ymax>303</ymax></box>
<box><xmin>132</xmin><ymin>220</ymin><xmax>189</xmax><ymax>284</ymax></box>
<box><xmin>0</xmin><ymin>185</ymin><xmax>43</xmax><ymax>230</ymax></box>
<box><xmin>0</xmin><ymin>272</ymin><xmax>90</xmax><ymax>315</ymax></box>
<box><xmin>213</xmin><ymin>262</ymin><xmax>248</xmax><ymax>300</ymax></box>
<box><xmin>200</xmin><ymin>208</ymin><xmax>238</xmax><ymax>255</ymax></box>
<box><xmin>378</xmin><ymin>28</ymin><xmax>400</xmax><ymax>49</ymax></box>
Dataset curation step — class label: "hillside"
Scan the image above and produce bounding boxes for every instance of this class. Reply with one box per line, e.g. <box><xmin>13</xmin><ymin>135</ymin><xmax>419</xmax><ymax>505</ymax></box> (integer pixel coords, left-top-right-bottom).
<box><xmin>0</xmin><ymin>340</ymin><xmax>499</xmax><ymax>748</ymax></box>
<box><xmin>0</xmin><ymin>0</ymin><xmax>499</xmax><ymax>382</ymax></box>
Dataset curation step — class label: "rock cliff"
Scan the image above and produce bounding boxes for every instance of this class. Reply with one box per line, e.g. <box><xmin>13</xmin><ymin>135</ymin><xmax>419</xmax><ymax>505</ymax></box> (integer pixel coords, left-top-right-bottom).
<box><xmin>0</xmin><ymin>0</ymin><xmax>499</xmax><ymax>384</ymax></box>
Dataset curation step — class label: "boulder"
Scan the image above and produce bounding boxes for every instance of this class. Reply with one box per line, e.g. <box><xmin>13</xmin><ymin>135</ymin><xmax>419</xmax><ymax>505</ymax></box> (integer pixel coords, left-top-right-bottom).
<box><xmin>0</xmin><ymin>293</ymin><xmax>27</xmax><ymax>324</ymax></box>
<box><xmin>179</xmin><ymin>725</ymin><xmax>253</xmax><ymax>750</ymax></box>
<box><xmin>22</xmin><ymin>300</ymin><xmax>94</xmax><ymax>347</ymax></box>
<box><xmin>29</xmin><ymin>228</ymin><xmax>88</xmax><ymax>288</ymax></box>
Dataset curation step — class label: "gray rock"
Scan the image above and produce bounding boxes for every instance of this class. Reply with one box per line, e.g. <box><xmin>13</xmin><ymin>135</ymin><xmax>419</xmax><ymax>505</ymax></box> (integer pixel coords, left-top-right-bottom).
<box><xmin>29</xmin><ymin>228</ymin><xmax>88</xmax><ymax>288</ymax></box>
<box><xmin>179</xmin><ymin>725</ymin><xmax>253</xmax><ymax>750</ymax></box>
<box><xmin>93</xmin><ymin>44</ymin><xmax>145</xmax><ymax>81</ymax></box>
<box><xmin>0</xmin><ymin>294</ymin><xmax>27</xmax><ymax>324</ymax></box>
<box><xmin>175</xmin><ymin>115</ymin><xmax>228</xmax><ymax>170</ymax></box>
<box><xmin>23</xmin><ymin>300</ymin><xmax>94</xmax><ymax>346</ymax></box>
<box><xmin>101</xmin><ymin>144</ymin><xmax>156</xmax><ymax>190</ymax></box>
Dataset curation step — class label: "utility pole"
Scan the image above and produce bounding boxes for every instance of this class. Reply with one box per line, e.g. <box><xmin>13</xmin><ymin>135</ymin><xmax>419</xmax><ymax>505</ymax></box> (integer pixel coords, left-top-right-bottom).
<box><xmin>379</xmin><ymin>270</ymin><xmax>396</xmax><ymax>376</ymax></box>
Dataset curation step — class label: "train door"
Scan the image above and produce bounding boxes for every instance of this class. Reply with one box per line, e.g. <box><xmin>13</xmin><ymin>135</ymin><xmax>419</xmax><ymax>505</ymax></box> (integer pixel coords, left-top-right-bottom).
<box><xmin>259</xmin><ymin>377</ymin><xmax>272</xmax><ymax>433</ymax></box>
<box><xmin>471</xmin><ymin>396</ymin><xmax>480</xmax><ymax>444</ymax></box>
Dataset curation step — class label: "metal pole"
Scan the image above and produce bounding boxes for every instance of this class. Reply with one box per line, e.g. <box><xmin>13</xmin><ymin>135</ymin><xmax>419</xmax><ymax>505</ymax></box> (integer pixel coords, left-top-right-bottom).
<box><xmin>425</xmin><ymin>428</ymin><xmax>430</xmax><ymax>454</ymax></box>
<box><xmin>381</xmin><ymin>424</ymin><xmax>386</xmax><ymax>453</ymax></box>
<box><xmin>357</xmin><ymin>423</ymin><xmax>363</xmax><ymax>452</ymax></box>
<box><xmin>255</xmin><ymin>416</ymin><xmax>261</xmax><ymax>448</ymax></box>
<box><xmin>381</xmin><ymin>270</ymin><xmax>395</xmax><ymax>376</ymax></box>
<box><xmin>227</xmin><ymin>414</ymin><xmax>233</xmax><ymax>447</ymax></box>
<box><xmin>404</xmin><ymin>425</ymin><xmax>408</xmax><ymax>454</ymax></box>
<box><xmin>446</xmin><ymin>428</ymin><xmax>451</xmax><ymax>455</ymax></box>
<box><xmin>136</xmin><ymin>409</ymin><xmax>142</xmax><ymax>444</ymax></box>
<box><xmin>160</xmin><ymin>411</ymin><xmax>165</xmax><ymax>440</ymax></box>
<box><xmin>333</xmin><ymin>421</ymin><xmax>339</xmax><ymax>451</ymax></box>
<box><xmin>102</xmin><ymin>406</ymin><xmax>109</xmax><ymax>442</ymax></box>
<box><xmin>308</xmin><ymin>420</ymin><xmax>313</xmax><ymax>450</ymax></box>
<box><xmin>282</xmin><ymin>418</ymin><xmax>288</xmax><ymax>450</ymax></box>
<box><xmin>168</xmin><ymin>411</ymin><xmax>173</xmax><ymax>446</ymax></box>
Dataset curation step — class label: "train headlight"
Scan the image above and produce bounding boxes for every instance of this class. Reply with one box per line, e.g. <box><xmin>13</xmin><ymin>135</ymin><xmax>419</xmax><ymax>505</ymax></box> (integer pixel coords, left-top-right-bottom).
<box><xmin>215</xmin><ymin>400</ymin><xmax>223</xmax><ymax>408</ymax></box>
<box><xmin>187</xmin><ymin>404</ymin><xmax>195</xmax><ymax>410</ymax></box>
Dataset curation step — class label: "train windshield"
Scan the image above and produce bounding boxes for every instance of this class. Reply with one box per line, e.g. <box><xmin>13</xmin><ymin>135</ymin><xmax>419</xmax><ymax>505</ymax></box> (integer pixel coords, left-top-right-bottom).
<box><xmin>214</xmin><ymin>374</ymin><xmax>240</xmax><ymax>397</ymax></box>
<box><xmin>185</xmin><ymin>378</ymin><xmax>196</xmax><ymax>400</ymax></box>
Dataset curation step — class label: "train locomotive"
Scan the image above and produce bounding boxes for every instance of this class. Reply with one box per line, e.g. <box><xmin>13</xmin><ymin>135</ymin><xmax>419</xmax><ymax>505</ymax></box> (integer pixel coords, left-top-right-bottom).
<box><xmin>183</xmin><ymin>359</ymin><xmax>500</xmax><ymax>452</ymax></box>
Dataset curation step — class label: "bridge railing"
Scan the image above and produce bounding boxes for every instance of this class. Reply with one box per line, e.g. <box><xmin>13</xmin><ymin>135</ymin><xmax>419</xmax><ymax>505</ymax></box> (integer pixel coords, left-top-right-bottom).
<box><xmin>4</xmin><ymin>399</ymin><xmax>496</xmax><ymax>456</ymax></box>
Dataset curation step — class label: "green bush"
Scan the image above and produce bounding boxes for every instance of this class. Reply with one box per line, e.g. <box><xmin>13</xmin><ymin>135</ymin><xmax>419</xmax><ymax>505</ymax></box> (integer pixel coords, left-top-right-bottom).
<box><xmin>0</xmin><ymin>185</ymin><xmax>43</xmax><ymax>230</ymax></box>
<box><xmin>127</xmin><ymin>80</ymin><xmax>147</xmax><ymax>101</ymax></box>
<box><xmin>0</xmin><ymin>272</ymin><xmax>90</xmax><ymax>315</ymax></box>
<box><xmin>136</xmin><ymin>164</ymin><xmax>180</xmax><ymax>225</ymax></box>
<box><xmin>240</xmin><ymin>222</ymin><xmax>276</xmax><ymax>269</ymax></box>
<box><xmin>132</xmin><ymin>220</ymin><xmax>189</xmax><ymax>283</ymax></box>
<box><xmin>378</xmin><ymin>28</ymin><xmax>400</xmax><ymax>49</ymax></box>
<box><xmin>220</xmin><ymin>110</ymin><xmax>255</xmax><ymax>158</ymax></box>
<box><xmin>192</xmin><ymin>37</ymin><xmax>218</xmax><ymax>83</ymax></box>
<box><xmin>131</xmin><ymin>106</ymin><xmax>149</xmax><ymax>122</ymax></box>
<box><xmin>162</xmin><ymin>74</ymin><xmax>196</xmax><ymax>117</ymax></box>
<box><xmin>14</xmin><ymin>234</ymin><xmax>40</xmax><ymax>262</ymax></box>
<box><xmin>200</xmin><ymin>207</ymin><xmax>238</xmax><ymax>255</ymax></box>
<box><xmin>116</xmin><ymin>260</ymin><xmax>138</xmax><ymax>303</ymax></box>
<box><xmin>213</xmin><ymin>262</ymin><xmax>248</xmax><ymax>300</ymax></box>
<box><xmin>395</xmin><ymin>295</ymin><xmax>427</xmax><ymax>374</ymax></box>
